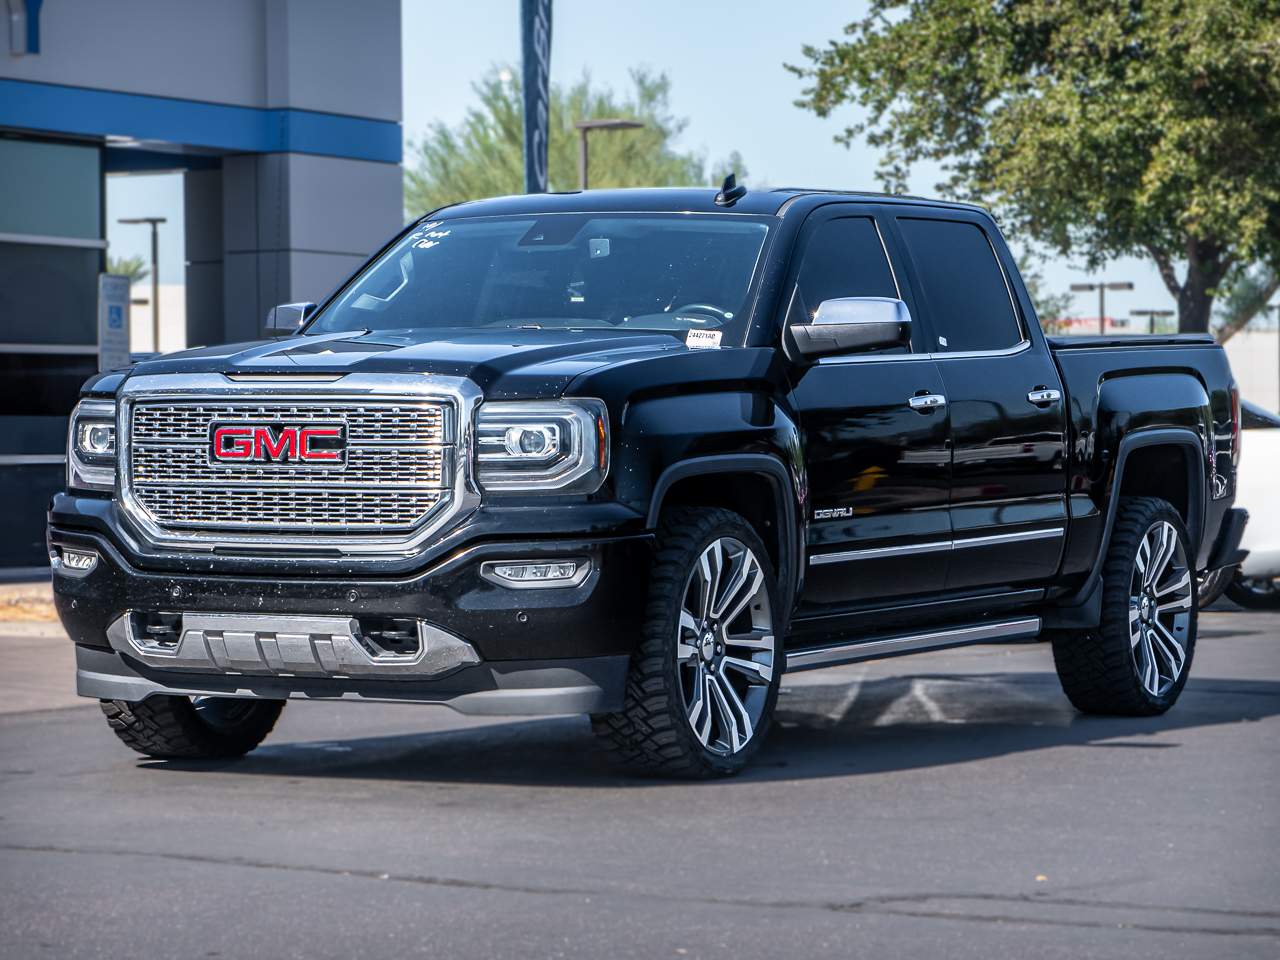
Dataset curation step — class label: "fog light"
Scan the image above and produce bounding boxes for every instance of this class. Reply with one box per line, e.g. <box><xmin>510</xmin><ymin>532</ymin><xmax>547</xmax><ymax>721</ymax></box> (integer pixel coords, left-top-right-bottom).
<box><xmin>54</xmin><ymin>547</ymin><xmax>98</xmax><ymax>575</ymax></box>
<box><xmin>480</xmin><ymin>559</ymin><xmax>589</xmax><ymax>589</ymax></box>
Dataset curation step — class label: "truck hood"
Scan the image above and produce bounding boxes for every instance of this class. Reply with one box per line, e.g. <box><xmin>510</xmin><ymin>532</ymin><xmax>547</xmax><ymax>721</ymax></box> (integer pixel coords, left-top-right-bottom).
<box><xmin>123</xmin><ymin>328</ymin><xmax>692</xmax><ymax>399</ymax></box>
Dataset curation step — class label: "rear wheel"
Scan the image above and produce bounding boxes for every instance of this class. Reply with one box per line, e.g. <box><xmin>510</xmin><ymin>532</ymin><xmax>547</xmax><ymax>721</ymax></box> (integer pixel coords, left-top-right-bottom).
<box><xmin>100</xmin><ymin>695</ymin><xmax>284</xmax><ymax>759</ymax></box>
<box><xmin>1225</xmin><ymin>573</ymin><xmax>1280</xmax><ymax>610</ymax></box>
<box><xmin>592</xmin><ymin>507</ymin><xmax>781</xmax><ymax>778</ymax></box>
<box><xmin>1052</xmin><ymin>497</ymin><xmax>1196</xmax><ymax>716</ymax></box>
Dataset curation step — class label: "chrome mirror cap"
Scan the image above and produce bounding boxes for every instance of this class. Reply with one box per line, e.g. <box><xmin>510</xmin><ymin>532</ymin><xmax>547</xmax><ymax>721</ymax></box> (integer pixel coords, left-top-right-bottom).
<box><xmin>789</xmin><ymin>297</ymin><xmax>912</xmax><ymax>360</ymax></box>
<box><xmin>264</xmin><ymin>301</ymin><xmax>317</xmax><ymax>338</ymax></box>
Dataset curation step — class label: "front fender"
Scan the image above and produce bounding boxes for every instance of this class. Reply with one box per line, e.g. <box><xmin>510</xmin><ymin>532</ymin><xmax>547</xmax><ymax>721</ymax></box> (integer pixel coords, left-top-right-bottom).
<box><xmin>611</xmin><ymin>390</ymin><xmax>805</xmax><ymax>606</ymax></box>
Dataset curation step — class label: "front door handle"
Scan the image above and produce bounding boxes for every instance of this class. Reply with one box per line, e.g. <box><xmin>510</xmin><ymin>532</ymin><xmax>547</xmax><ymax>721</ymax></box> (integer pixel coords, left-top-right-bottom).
<box><xmin>1027</xmin><ymin>388</ymin><xmax>1062</xmax><ymax>406</ymax></box>
<box><xmin>908</xmin><ymin>394</ymin><xmax>947</xmax><ymax>411</ymax></box>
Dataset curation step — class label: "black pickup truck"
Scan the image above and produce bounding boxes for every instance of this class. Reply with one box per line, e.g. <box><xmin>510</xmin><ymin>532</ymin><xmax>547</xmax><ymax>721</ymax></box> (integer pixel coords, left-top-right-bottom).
<box><xmin>50</xmin><ymin>185</ymin><xmax>1246</xmax><ymax>777</ymax></box>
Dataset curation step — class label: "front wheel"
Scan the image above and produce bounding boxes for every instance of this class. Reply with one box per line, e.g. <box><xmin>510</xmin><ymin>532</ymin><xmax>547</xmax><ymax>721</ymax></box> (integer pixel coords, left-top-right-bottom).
<box><xmin>1052</xmin><ymin>497</ymin><xmax>1197</xmax><ymax>716</ymax></box>
<box><xmin>100</xmin><ymin>695</ymin><xmax>284</xmax><ymax>759</ymax></box>
<box><xmin>592</xmin><ymin>507</ymin><xmax>781</xmax><ymax>778</ymax></box>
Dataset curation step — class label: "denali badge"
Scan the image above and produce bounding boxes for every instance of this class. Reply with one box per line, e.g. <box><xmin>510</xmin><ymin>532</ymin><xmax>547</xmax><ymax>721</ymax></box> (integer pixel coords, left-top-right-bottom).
<box><xmin>813</xmin><ymin>506</ymin><xmax>855</xmax><ymax>520</ymax></box>
<box><xmin>209</xmin><ymin>423</ymin><xmax>347</xmax><ymax>466</ymax></box>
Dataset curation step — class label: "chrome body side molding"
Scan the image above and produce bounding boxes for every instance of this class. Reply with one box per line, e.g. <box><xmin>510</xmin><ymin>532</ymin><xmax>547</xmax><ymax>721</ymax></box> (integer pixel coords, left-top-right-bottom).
<box><xmin>809</xmin><ymin>526</ymin><xmax>1063</xmax><ymax>566</ymax></box>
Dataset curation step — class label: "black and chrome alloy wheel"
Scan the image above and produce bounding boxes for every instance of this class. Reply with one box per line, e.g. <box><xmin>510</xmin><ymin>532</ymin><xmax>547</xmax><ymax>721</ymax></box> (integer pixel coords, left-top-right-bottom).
<box><xmin>676</xmin><ymin>536</ymin><xmax>776</xmax><ymax>756</ymax></box>
<box><xmin>592</xmin><ymin>507</ymin><xmax>782</xmax><ymax>777</ymax></box>
<box><xmin>1052</xmin><ymin>496</ymin><xmax>1197</xmax><ymax>717</ymax></box>
<box><xmin>1129</xmin><ymin>519</ymin><xmax>1194</xmax><ymax>697</ymax></box>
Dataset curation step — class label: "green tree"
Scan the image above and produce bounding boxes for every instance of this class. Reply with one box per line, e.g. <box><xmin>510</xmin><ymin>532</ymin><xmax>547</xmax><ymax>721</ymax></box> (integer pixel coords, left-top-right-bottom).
<box><xmin>107</xmin><ymin>254</ymin><xmax>149</xmax><ymax>285</ymax></box>
<box><xmin>1214</xmin><ymin>264</ymin><xmax>1280</xmax><ymax>344</ymax></box>
<box><xmin>405</xmin><ymin>68</ymin><xmax>746</xmax><ymax>216</ymax></box>
<box><xmin>1018</xmin><ymin>253</ymin><xmax>1074</xmax><ymax>334</ymax></box>
<box><xmin>789</xmin><ymin>1</ymin><xmax>1280</xmax><ymax>333</ymax></box>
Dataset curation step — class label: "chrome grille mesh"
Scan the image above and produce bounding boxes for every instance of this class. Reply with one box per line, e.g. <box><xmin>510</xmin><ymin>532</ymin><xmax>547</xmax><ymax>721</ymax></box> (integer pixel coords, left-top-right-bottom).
<box><xmin>132</xmin><ymin>445</ymin><xmax>446</xmax><ymax>488</ymax></box>
<box><xmin>127</xmin><ymin>398</ymin><xmax>453</xmax><ymax>532</ymax></box>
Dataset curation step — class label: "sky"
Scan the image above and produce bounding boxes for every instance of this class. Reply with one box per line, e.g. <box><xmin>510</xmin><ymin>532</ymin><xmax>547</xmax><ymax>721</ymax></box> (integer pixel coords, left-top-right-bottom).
<box><xmin>107</xmin><ymin>0</ymin><xmax>1174</xmax><ymax>320</ymax></box>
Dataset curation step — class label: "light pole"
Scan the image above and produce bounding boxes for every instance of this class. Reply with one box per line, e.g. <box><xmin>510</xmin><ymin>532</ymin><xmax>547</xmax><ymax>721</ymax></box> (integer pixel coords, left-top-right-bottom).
<box><xmin>1131</xmin><ymin>308</ymin><xmax>1175</xmax><ymax>335</ymax></box>
<box><xmin>573</xmin><ymin>119</ymin><xmax>644</xmax><ymax>190</ymax></box>
<box><xmin>117</xmin><ymin>216</ymin><xmax>167</xmax><ymax>351</ymax></box>
<box><xmin>1071</xmin><ymin>280</ymin><xmax>1134</xmax><ymax>335</ymax></box>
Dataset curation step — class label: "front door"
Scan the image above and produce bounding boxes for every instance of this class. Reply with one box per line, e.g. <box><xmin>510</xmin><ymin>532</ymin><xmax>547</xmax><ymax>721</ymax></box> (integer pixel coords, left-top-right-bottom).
<box><xmin>787</xmin><ymin>210</ymin><xmax>952</xmax><ymax>619</ymax></box>
<box><xmin>892</xmin><ymin>213</ymin><xmax>1068</xmax><ymax>590</ymax></box>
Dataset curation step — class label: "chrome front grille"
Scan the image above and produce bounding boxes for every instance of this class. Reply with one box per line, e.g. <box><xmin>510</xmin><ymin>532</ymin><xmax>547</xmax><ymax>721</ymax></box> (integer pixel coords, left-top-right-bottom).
<box><xmin>131</xmin><ymin>444</ymin><xmax>446</xmax><ymax>488</ymax></box>
<box><xmin>126</xmin><ymin>398</ymin><xmax>454</xmax><ymax>533</ymax></box>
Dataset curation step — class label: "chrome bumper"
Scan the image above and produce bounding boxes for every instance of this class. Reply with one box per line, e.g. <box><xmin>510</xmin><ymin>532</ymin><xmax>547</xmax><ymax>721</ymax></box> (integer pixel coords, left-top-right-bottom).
<box><xmin>105</xmin><ymin>612</ymin><xmax>481</xmax><ymax>680</ymax></box>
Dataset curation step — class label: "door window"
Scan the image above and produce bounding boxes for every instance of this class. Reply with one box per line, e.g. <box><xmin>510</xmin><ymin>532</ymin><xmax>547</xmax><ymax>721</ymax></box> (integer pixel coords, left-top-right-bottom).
<box><xmin>897</xmin><ymin>218</ymin><xmax>1022</xmax><ymax>352</ymax></box>
<box><xmin>792</xmin><ymin>216</ymin><xmax>899</xmax><ymax>321</ymax></box>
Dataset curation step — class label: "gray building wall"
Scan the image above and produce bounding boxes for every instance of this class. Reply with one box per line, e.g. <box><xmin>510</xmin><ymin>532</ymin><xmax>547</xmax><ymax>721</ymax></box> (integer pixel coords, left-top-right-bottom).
<box><xmin>0</xmin><ymin>0</ymin><xmax>405</xmax><ymax>571</ymax></box>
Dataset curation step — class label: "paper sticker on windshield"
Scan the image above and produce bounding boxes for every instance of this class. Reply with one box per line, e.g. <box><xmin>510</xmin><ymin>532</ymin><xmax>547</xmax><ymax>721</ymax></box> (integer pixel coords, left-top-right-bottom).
<box><xmin>686</xmin><ymin>330</ymin><xmax>722</xmax><ymax>350</ymax></box>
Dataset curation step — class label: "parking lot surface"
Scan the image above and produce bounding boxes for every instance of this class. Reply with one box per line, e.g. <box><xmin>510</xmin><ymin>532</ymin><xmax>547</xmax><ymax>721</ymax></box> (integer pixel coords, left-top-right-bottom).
<box><xmin>1</xmin><ymin>608</ymin><xmax>1276</xmax><ymax>959</ymax></box>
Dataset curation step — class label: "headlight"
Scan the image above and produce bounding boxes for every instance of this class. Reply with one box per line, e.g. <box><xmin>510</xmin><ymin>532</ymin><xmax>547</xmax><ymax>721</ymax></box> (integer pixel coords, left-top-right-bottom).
<box><xmin>475</xmin><ymin>399</ymin><xmax>609</xmax><ymax>493</ymax></box>
<box><xmin>67</xmin><ymin>399</ymin><xmax>118</xmax><ymax>492</ymax></box>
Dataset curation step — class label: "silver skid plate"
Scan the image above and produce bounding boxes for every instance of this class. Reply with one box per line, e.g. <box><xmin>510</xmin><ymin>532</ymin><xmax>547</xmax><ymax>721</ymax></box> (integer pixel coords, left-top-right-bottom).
<box><xmin>106</xmin><ymin>612</ymin><xmax>480</xmax><ymax>680</ymax></box>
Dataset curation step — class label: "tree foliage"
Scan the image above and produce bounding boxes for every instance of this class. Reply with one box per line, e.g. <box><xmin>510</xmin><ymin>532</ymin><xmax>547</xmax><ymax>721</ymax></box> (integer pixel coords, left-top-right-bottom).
<box><xmin>107</xmin><ymin>254</ymin><xmax>149</xmax><ymax>285</ymax></box>
<box><xmin>1214</xmin><ymin>264</ymin><xmax>1280</xmax><ymax>344</ymax></box>
<box><xmin>789</xmin><ymin>0</ymin><xmax>1280</xmax><ymax>332</ymax></box>
<box><xmin>405</xmin><ymin>68</ymin><xmax>746</xmax><ymax>216</ymax></box>
<box><xmin>1018</xmin><ymin>253</ymin><xmax>1074</xmax><ymax>334</ymax></box>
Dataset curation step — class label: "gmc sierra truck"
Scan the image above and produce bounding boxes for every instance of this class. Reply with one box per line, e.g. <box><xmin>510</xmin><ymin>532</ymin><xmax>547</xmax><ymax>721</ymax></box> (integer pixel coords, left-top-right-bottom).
<box><xmin>50</xmin><ymin>185</ymin><xmax>1247</xmax><ymax>777</ymax></box>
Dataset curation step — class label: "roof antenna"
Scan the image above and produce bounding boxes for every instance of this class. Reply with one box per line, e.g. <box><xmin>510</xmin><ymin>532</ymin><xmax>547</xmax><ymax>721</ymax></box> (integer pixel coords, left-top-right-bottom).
<box><xmin>715</xmin><ymin>172</ymin><xmax>748</xmax><ymax>207</ymax></box>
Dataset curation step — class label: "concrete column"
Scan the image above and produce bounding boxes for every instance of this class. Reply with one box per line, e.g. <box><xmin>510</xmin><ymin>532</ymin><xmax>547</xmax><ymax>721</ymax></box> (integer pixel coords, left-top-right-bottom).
<box><xmin>221</xmin><ymin>153</ymin><xmax>402</xmax><ymax>343</ymax></box>
<box><xmin>184</xmin><ymin>168</ymin><xmax>224</xmax><ymax>349</ymax></box>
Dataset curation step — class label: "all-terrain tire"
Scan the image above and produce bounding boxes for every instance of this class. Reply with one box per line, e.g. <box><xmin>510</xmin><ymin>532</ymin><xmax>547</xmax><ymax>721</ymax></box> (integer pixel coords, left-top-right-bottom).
<box><xmin>100</xmin><ymin>696</ymin><xmax>285</xmax><ymax>759</ymax></box>
<box><xmin>592</xmin><ymin>507</ymin><xmax>782</xmax><ymax>778</ymax></box>
<box><xmin>1052</xmin><ymin>497</ymin><xmax>1197</xmax><ymax>716</ymax></box>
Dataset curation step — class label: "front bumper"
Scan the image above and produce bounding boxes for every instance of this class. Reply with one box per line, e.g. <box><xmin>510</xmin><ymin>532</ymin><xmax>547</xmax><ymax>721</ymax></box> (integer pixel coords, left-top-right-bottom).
<box><xmin>49</xmin><ymin>517</ymin><xmax>651</xmax><ymax>711</ymax></box>
<box><xmin>74</xmin><ymin>644</ymin><xmax>629</xmax><ymax>715</ymax></box>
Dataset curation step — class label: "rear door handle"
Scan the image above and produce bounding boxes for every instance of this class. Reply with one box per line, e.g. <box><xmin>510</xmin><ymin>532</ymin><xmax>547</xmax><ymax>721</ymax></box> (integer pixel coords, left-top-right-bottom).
<box><xmin>908</xmin><ymin>394</ymin><xmax>947</xmax><ymax>411</ymax></box>
<box><xmin>1027</xmin><ymin>388</ymin><xmax>1062</xmax><ymax>405</ymax></box>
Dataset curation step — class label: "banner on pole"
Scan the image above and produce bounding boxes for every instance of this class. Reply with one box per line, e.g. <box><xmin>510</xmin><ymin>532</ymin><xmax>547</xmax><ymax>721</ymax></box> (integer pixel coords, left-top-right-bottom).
<box><xmin>521</xmin><ymin>0</ymin><xmax>552</xmax><ymax>194</ymax></box>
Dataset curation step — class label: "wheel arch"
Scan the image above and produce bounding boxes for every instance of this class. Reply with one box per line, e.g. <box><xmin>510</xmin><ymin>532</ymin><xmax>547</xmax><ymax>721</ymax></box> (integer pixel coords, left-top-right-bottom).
<box><xmin>647</xmin><ymin>454</ymin><xmax>801</xmax><ymax>617</ymax></box>
<box><xmin>1049</xmin><ymin>427</ymin><xmax>1206</xmax><ymax>627</ymax></box>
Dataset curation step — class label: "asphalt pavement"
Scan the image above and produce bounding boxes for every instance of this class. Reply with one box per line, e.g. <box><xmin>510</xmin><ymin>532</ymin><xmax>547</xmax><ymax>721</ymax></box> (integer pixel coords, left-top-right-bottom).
<box><xmin>1</xmin><ymin>607</ymin><xmax>1277</xmax><ymax>959</ymax></box>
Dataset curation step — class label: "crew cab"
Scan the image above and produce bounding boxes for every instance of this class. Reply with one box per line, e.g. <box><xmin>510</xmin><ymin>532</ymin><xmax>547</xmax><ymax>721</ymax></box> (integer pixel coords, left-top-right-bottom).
<box><xmin>50</xmin><ymin>185</ymin><xmax>1246</xmax><ymax>776</ymax></box>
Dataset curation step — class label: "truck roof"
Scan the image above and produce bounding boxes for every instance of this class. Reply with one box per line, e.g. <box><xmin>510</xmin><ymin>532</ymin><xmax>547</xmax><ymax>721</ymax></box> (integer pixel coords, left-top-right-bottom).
<box><xmin>427</xmin><ymin>186</ymin><xmax>990</xmax><ymax>220</ymax></box>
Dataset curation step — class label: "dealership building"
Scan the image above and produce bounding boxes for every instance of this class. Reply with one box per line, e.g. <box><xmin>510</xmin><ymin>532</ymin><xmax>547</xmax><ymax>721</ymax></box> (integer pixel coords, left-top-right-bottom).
<box><xmin>0</xmin><ymin>0</ymin><xmax>404</xmax><ymax>575</ymax></box>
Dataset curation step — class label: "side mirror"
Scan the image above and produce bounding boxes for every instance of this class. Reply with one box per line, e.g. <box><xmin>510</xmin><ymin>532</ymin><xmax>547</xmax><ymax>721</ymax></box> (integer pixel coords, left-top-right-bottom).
<box><xmin>264</xmin><ymin>301</ymin><xmax>317</xmax><ymax>338</ymax></box>
<box><xmin>788</xmin><ymin>297</ymin><xmax>912</xmax><ymax>361</ymax></box>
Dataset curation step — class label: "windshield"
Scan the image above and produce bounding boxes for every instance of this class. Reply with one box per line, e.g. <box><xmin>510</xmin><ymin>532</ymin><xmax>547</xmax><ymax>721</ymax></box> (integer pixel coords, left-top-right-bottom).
<box><xmin>308</xmin><ymin>213</ymin><xmax>772</xmax><ymax>341</ymax></box>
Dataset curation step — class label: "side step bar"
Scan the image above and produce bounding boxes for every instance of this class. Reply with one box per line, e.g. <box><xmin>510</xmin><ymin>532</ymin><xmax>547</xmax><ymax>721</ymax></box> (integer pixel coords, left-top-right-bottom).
<box><xmin>785</xmin><ymin>617</ymin><xmax>1042</xmax><ymax>672</ymax></box>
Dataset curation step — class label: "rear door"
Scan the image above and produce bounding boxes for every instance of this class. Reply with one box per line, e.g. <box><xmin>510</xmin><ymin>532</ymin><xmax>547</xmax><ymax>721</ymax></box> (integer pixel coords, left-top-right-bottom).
<box><xmin>788</xmin><ymin>207</ymin><xmax>952</xmax><ymax>616</ymax></box>
<box><xmin>891</xmin><ymin>212</ymin><xmax>1068</xmax><ymax>589</ymax></box>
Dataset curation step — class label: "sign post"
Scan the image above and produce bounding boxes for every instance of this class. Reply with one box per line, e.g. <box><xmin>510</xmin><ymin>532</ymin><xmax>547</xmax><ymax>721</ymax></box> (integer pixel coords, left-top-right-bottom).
<box><xmin>98</xmin><ymin>273</ymin><xmax>131</xmax><ymax>371</ymax></box>
<box><xmin>521</xmin><ymin>0</ymin><xmax>552</xmax><ymax>194</ymax></box>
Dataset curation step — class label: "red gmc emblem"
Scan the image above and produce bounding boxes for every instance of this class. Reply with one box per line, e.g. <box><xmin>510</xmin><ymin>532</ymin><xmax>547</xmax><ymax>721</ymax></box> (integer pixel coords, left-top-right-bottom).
<box><xmin>209</xmin><ymin>422</ymin><xmax>347</xmax><ymax>466</ymax></box>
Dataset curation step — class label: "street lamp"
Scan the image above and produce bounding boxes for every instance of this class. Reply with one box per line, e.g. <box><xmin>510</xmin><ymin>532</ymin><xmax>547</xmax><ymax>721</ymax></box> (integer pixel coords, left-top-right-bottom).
<box><xmin>117</xmin><ymin>216</ymin><xmax>167</xmax><ymax>351</ymax></box>
<box><xmin>1131</xmin><ymin>308</ymin><xmax>1175</xmax><ymax>335</ymax></box>
<box><xmin>573</xmin><ymin>119</ymin><xmax>644</xmax><ymax>191</ymax></box>
<box><xmin>1070</xmin><ymin>280</ymin><xmax>1134</xmax><ymax>335</ymax></box>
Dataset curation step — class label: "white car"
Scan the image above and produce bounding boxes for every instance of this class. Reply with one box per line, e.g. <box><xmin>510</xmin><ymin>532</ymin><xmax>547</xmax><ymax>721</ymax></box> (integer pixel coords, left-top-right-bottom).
<box><xmin>1201</xmin><ymin>400</ymin><xmax>1280</xmax><ymax>608</ymax></box>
